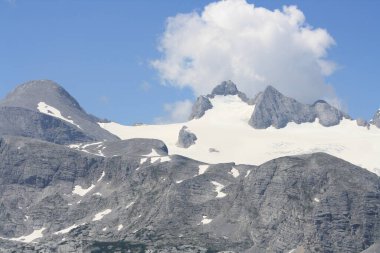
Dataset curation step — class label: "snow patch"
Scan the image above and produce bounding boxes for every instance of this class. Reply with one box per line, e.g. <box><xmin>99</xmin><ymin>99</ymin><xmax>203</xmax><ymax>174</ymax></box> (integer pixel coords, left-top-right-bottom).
<box><xmin>117</xmin><ymin>224</ymin><xmax>123</xmax><ymax>231</ymax></box>
<box><xmin>140</xmin><ymin>158</ymin><xmax>148</xmax><ymax>164</ymax></box>
<box><xmin>72</xmin><ymin>184</ymin><xmax>95</xmax><ymax>197</ymax></box>
<box><xmin>229</xmin><ymin>167</ymin><xmax>240</xmax><ymax>178</ymax></box>
<box><xmin>97</xmin><ymin>171</ymin><xmax>105</xmax><ymax>182</ymax></box>
<box><xmin>92</xmin><ymin>209</ymin><xmax>112</xmax><ymax>221</ymax></box>
<box><xmin>201</xmin><ymin>216</ymin><xmax>212</xmax><ymax>225</ymax></box>
<box><xmin>126</xmin><ymin>201</ymin><xmax>134</xmax><ymax>209</ymax></box>
<box><xmin>245</xmin><ymin>170</ymin><xmax>251</xmax><ymax>178</ymax></box>
<box><xmin>145</xmin><ymin>149</ymin><xmax>161</xmax><ymax>157</ymax></box>
<box><xmin>93</xmin><ymin>192</ymin><xmax>102</xmax><ymax>196</ymax></box>
<box><xmin>198</xmin><ymin>165</ymin><xmax>209</xmax><ymax>175</ymax></box>
<box><xmin>37</xmin><ymin>102</ymin><xmax>81</xmax><ymax>129</ymax></box>
<box><xmin>211</xmin><ymin>181</ymin><xmax>227</xmax><ymax>198</ymax></box>
<box><xmin>0</xmin><ymin>227</ymin><xmax>46</xmax><ymax>243</ymax></box>
<box><xmin>176</xmin><ymin>180</ymin><xmax>184</xmax><ymax>184</ymax></box>
<box><xmin>54</xmin><ymin>223</ymin><xmax>84</xmax><ymax>235</ymax></box>
<box><xmin>314</xmin><ymin>197</ymin><xmax>320</xmax><ymax>203</ymax></box>
<box><xmin>98</xmin><ymin>95</ymin><xmax>380</xmax><ymax>176</ymax></box>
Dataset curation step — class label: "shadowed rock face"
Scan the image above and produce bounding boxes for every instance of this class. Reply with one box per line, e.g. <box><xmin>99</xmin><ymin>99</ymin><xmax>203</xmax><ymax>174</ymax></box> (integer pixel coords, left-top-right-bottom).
<box><xmin>176</xmin><ymin>126</ymin><xmax>197</xmax><ymax>148</ymax></box>
<box><xmin>189</xmin><ymin>96</ymin><xmax>213</xmax><ymax>120</ymax></box>
<box><xmin>249</xmin><ymin>86</ymin><xmax>349</xmax><ymax>128</ymax></box>
<box><xmin>0</xmin><ymin>80</ymin><xmax>119</xmax><ymax>142</ymax></box>
<box><xmin>0</xmin><ymin>107</ymin><xmax>95</xmax><ymax>144</ymax></box>
<box><xmin>0</xmin><ymin>136</ymin><xmax>379</xmax><ymax>253</ymax></box>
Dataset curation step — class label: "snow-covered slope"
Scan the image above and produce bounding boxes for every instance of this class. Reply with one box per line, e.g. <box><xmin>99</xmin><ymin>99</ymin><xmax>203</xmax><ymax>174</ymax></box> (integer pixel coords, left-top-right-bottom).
<box><xmin>100</xmin><ymin>95</ymin><xmax>380</xmax><ymax>176</ymax></box>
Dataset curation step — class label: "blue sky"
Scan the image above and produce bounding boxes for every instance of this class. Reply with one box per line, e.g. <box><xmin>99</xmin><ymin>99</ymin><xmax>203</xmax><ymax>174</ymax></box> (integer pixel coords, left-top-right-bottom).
<box><xmin>0</xmin><ymin>0</ymin><xmax>379</xmax><ymax>124</ymax></box>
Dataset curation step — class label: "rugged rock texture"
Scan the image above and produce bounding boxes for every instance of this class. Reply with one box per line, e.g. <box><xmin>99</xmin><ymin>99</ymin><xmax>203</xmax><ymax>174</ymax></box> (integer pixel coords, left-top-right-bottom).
<box><xmin>189</xmin><ymin>81</ymin><xmax>255</xmax><ymax>120</ymax></box>
<box><xmin>69</xmin><ymin>138</ymin><xmax>169</xmax><ymax>158</ymax></box>
<box><xmin>371</xmin><ymin>109</ymin><xmax>380</xmax><ymax>128</ymax></box>
<box><xmin>0</xmin><ymin>136</ymin><xmax>379</xmax><ymax>253</ymax></box>
<box><xmin>189</xmin><ymin>96</ymin><xmax>213</xmax><ymax>120</ymax></box>
<box><xmin>0</xmin><ymin>80</ymin><xmax>119</xmax><ymax>142</ymax></box>
<box><xmin>0</xmin><ymin>107</ymin><xmax>94</xmax><ymax>144</ymax></box>
<box><xmin>209</xmin><ymin>80</ymin><xmax>254</xmax><ymax>104</ymax></box>
<box><xmin>249</xmin><ymin>86</ymin><xmax>349</xmax><ymax>129</ymax></box>
<box><xmin>176</xmin><ymin>126</ymin><xmax>197</xmax><ymax>148</ymax></box>
<box><xmin>357</xmin><ymin>118</ymin><xmax>370</xmax><ymax>128</ymax></box>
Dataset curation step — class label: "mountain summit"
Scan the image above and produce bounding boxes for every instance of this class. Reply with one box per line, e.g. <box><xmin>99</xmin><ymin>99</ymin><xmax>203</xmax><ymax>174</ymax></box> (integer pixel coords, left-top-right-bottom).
<box><xmin>0</xmin><ymin>80</ymin><xmax>119</xmax><ymax>143</ymax></box>
<box><xmin>249</xmin><ymin>85</ymin><xmax>349</xmax><ymax>128</ymax></box>
<box><xmin>189</xmin><ymin>81</ymin><xmax>349</xmax><ymax>129</ymax></box>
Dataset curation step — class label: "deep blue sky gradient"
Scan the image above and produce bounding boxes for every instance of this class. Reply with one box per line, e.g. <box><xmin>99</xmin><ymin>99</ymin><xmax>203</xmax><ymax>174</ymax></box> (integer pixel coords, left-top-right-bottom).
<box><xmin>1</xmin><ymin>0</ymin><xmax>379</xmax><ymax>124</ymax></box>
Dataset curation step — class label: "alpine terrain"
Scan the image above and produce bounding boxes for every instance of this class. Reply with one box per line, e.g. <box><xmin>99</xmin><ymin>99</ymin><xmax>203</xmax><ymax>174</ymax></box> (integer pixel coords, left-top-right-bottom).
<box><xmin>0</xmin><ymin>80</ymin><xmax>379</xmax><ymax>253</ymax></box>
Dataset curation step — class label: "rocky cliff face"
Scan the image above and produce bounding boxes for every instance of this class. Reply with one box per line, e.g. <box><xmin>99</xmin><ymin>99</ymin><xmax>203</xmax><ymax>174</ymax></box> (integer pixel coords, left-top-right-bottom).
<box><xmin>0</xmin><ymin>80</ymin><xmax>119</xmax><ymax>142</ymax></box>
<box><xmin>0</xmin><ymin>80</ymin><xmax>379</xmax><ymax>253</ymax></box>
<box><xmin>371</xmin><ymin>109</ymin><xmax>380</xmax><ymax>128</ymax></box>
<box><xmin>249</xmin><ymin>86</ymin><xmax>349</xmax><ymax>128</ymax></box>
<box><xmin>0</xmin><ymin>135</ymin><xmax>379</xmax><ymax>252</ymax></box>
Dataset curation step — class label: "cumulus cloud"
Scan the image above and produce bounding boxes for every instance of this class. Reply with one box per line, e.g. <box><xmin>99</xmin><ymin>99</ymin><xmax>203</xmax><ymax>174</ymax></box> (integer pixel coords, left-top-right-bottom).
<box><xmin>154</xmin><ymin>100</ymin><xmax>193</xmax><ymax>124</ymax></box>
<box><xmin>152</xmin><ymin>0</ymin><xmax>337</xmax><ymax>104</ymax></box>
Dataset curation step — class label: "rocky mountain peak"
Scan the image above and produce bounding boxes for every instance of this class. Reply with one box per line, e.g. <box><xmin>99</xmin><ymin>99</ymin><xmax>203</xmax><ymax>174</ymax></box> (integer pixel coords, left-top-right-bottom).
<box><xmin>371</xmin><ymin>108</ymin><xmax>380</xmax><ymax>128</ymax></box>
<box><xmin>210</xmin><ymin>80</ymin><xmax>239</xmax><ymax>96</ymax></box>
<box><xmin>0</xmin><ymin>80</ymin><xmax>119</xmax><ymax>143</ymax></box>
<box><xmin>0</xmin><ymin>80</ymin><xmax>83</xmax><ymax>111</ymax></box>
<box><xmin>249</xmin><ymin>85</ymin><xmax>349</xmax><ymax>128</ymax></box>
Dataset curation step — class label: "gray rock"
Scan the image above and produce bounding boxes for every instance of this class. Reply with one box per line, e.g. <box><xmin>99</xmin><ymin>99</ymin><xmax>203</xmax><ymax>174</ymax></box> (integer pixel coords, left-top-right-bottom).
<box><xmin>371</xmin><ymin>109</ymin><xmax>380</xmax><ymax>128</ymax></box>
<box><xmin>189</xmin><ymin>81</ymin><xmax>254</xmax><ymax>120</ymax></box>
<box><xmin>189</xmin><ymin>96</ymin><xmax>213</xmax><ymax>120</ymax></box>
<box><xmin>357</xmin><ymin>118</ymin><xmax>370</xmax><ymax>128</ymax></box>
<box><xmin>313</xmin><ymin>100</ymin><xmax>348</xmax><ymax>127</ymax></box>
<box><xmin>0</xmin><ymin>107</ymin><xmax>95</xmax><ymax>144</ymax></box>
<box><xmin>249</xmin><ymin>86</ymin><xmax>349</xmax><ymax>129</ymax></box>
<box><xmin>176</xmin><ymin>126</ymin><xmax>197</xmax><ymax>148</ymax></box>
<box><xmin>209</xmin><ymin>80</ymin><xmax>253</xmax><ymax>104</ymax></box>
<box><xmin>0</xmin><ymin>135</ymin><xmax>379</xmax><ymax>253</ymax></box>
<box><xmin>361</xmin><ymin>242</ymin><xmax>380</xmax><ymax>253</ymax></box>
<box><xmin>76</xmin><ymin>138</ymin><xmax>169</xmax><ymax>158</ymax></box>
<box><xmin>210</xmin><ymin>80</ymin><xmax>239</xmax><ymax>96</ymax></box>
<box><xmin>0</xmin><ymin>80</ymin><xmax>119</xmax><ymax>142</ymax></box>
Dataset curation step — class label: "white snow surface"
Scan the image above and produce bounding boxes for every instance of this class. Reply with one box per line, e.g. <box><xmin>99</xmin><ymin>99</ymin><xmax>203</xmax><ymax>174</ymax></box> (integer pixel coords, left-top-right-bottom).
<box><xmin>211</xmin><ymin>181</ymin><xmax>227</xmax><ymax>198</ymax></box>
<box><xmin>117</xmin><ymin>224</ymin><xmax>123</xmax><ymax>231</ymax></box>
<box><xmin>54</xmin><ymin>223</ymin><xmax>84</xmax><ymax>235</ymax></box>
<box><xmin>92</xmin><ymin>209</ymin><xmax>112</xmax><ymax>221</ymax></box>
<box><xmin>201</xmin><ymin>216</ymin><xmax>212</xmax><ymax>225</ymax></box>
<box><xmin>198</xmin><ymin>165</ymin><xmax>209</xmax><ymax>175</ymax></box>
<box><xmin>37</xmin><ymin>102</ymin><xmax>81</xmax><ymax>129</ymax></box>
<box><xmin>72</xmin><ymin>184</ymin><xmax>95</xmax><ymax>197</ymax></box>
<box><xmin>229</xmin><ymin>167</ymin><xmax>240</xmax><ymax>178</ymax></box>
<box><xmin>99</xmin><ymin>95</ymin><xmax>380</xmax><ymax>176</ymax></box>
<box><xmin>0</xmin><ymin>227</ymin><xmax>46</xmax><ymax>243</ymax></box>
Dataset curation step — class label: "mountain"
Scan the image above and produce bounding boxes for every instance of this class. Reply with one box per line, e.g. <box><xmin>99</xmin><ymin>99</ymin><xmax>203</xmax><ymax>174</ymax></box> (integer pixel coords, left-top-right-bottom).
<box><xmin>371</xmin><ymin>109</ymin><xmax>380</xmax><ymax>128</ymax></box>
<box><xmin>0</xmin><ymin>80</ymin><xmax>119</xmax><ymax>143</ymax></box>
<box><xmin>249</xmin><ymin>85</ymin><xmax>349</xmax><ymax>128</ymax></box>
<box><xmin>0</xmin><ymin>135</ymin><xmax>379</xmax><ymax>252</ymax></box>
<box><xmin>100</xmin><ymin>81</ymin><xmax>380</xmax><ymax>175</ymax></box>
<box><xmin>0</xmin><ymin>80</ymin><xmax>380</xmax><ymax>252</ymax></box>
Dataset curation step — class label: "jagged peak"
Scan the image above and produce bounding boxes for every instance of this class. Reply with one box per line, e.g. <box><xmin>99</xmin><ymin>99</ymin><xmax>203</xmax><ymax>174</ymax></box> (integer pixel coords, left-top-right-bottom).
<box><xmin>210</xmin><ymin>80</ymin><xmax>239</xmax><ymax>96</ymax></box>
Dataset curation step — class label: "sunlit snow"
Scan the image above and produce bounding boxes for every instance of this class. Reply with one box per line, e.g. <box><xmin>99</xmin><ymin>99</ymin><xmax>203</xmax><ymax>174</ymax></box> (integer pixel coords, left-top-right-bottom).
<box><xmin>37</xmin><ymin>102</ymin><xmax>81</xmax><ymax>129</ymax></box>
<box><xmin>99</xmin><ymin>95</ymin><xmax>380</xmax><ymax>176</ymax></box>
<box><xmin>211</xmin><ymin>181</ymin><xmax>227</xmax><ymax>198</ymax></box>
<box><xmin>92</xmin><ymin>209</ymin><xmax>112</xmax><ymax>221</ymax></box>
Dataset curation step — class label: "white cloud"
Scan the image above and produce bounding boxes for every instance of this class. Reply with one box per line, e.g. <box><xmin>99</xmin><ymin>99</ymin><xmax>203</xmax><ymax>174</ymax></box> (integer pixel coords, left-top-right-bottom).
<box><xmin>152</xmin><ymin>0</ymin><xmax>337</xmax><ymax>104</ymax></box>
<box><xmin>154</xmin><ymin>100</ymin><xmax>193</xmax><ymax>124</ymax></box>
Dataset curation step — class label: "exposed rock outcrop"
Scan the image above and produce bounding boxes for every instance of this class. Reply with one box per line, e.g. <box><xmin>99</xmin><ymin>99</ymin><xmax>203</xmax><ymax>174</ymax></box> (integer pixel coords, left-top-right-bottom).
<box><xmin>249</xmin><ymin>86</ymin><xmax>349</xmax><ymax>128</ymax></box>
<box><xmin>176</xmin><ymin>126</ymin><xmax>197</xmax><ymax>148</ymax></box>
